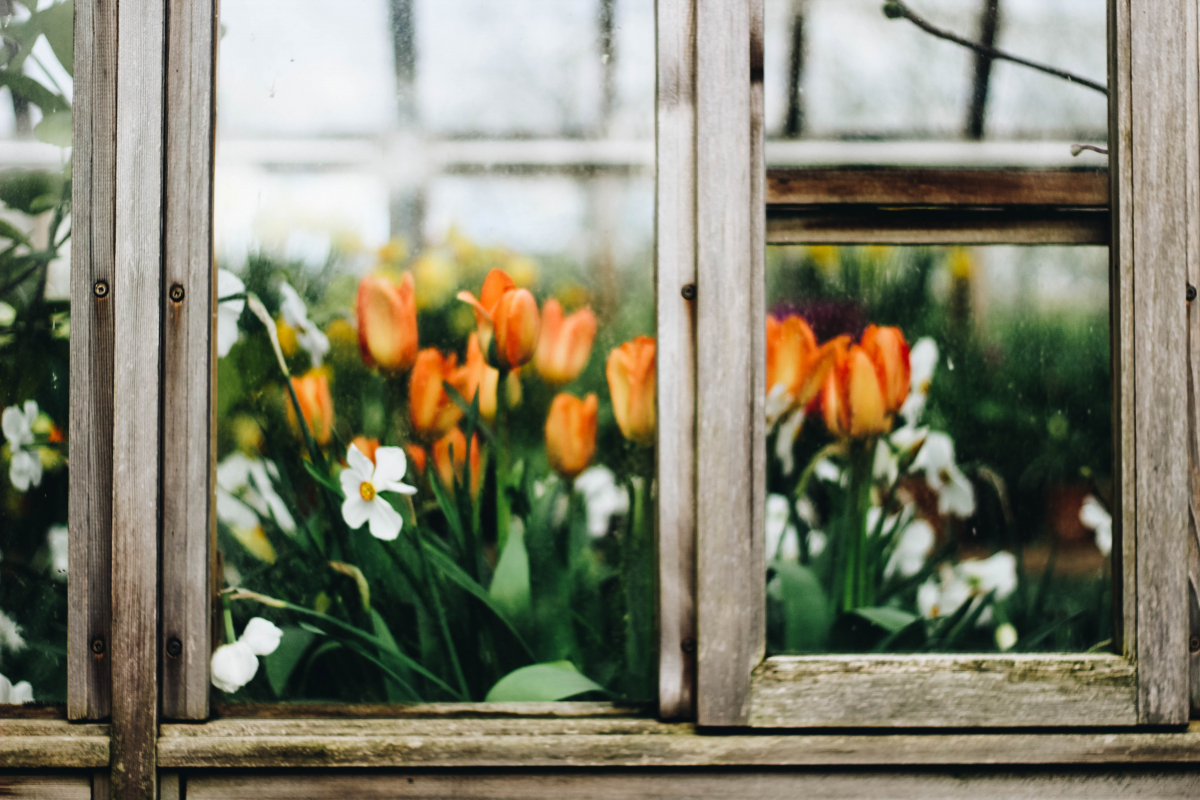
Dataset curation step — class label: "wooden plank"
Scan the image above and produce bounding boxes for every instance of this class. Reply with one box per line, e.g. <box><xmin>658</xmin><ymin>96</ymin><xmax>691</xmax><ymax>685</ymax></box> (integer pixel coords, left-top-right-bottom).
<box><xmin>766</xmin><ymin>208</ymin><xmax>1109</xmax><ymax>245</ymax></box>
<box><xmin>749</xmin><ymin>655</ymin><xmax>1137</xmax><ymax>728</ymax></box>
<box><xmin>1127</xmin><ymin>0</ymin><xmax>1192</xmax><ymax>726</ymax></box>
<box><xmin>161</xmin><ymin>0</ymin><xmax>217</xmax><ymax>722</ymax></box>
<box><xmin>748</xmin><ymin>0</ymin><xmax>766</xmax><ymax>674</ymax></box>
<box><xmin>110</xmin><ymin>0</ymin><xmax>166</xmax><ymax>795</ymax></box>
<box><xmin>158</xmin><ymin>717</ymin><xmax>1200</xmax><ymax>769</ymax></box>
<box><xmin>159</xmin><ymin>773</ymin><xmax>181</xmax><ymax>800</ymax></box>
<box><xmin>212</xmin><ymin>702</ymin><xmax>639</xmax><ymax>720</ymax></box>
<box><xmin>0</xmin><ymin>776</ymin><xmax>93</xmax><ymax>800</ymax></box>
<box><xmin>92</xmin><ymin>772</ymin><xmax>109</xmax><ymax>800</ymax></box>
<box><xmin>766</xmin><ymin>168</ymin><xmax>1109</xmax><ymax>207</ymax></box>
<box><xmin>0</xmin><ymin>720</ymin><xmax>110</xmax><ymax>768</ymax></box>
<box><xmin>1184</xmin><ymin>0</ymin><xmax>1200</xmax><ymax>722</ymax></box>
<box><xmin>68</xmin><ymin>0</ymin><xmax>117</xmax><ymax>723</ymax></box>
<box><xmin>655</xmin><ymin>0</ymin><xmax>697</xmax><ymax>722</ymax></box>
<box><xmin>694</xmin><ymin>0</ymin><xmax>754</xmax><ymax>728</ymax></box>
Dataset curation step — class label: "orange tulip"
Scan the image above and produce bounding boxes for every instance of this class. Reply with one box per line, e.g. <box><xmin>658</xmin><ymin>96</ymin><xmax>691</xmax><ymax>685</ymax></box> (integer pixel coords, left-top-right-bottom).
<box><xmin>405</xmin><ymin>444</ymin><xmax>428</xmax><ymax>477</ymax></box>
<box><xmin>357</xmin><ymin>272</ymin><xmax>418</xmax><ymax>372</ymax></box>
<box><xmin>766</xmin><ymin>315</ymin><xmax>840</xmax><ymax>422</ymax></box>
<box><xmin>457</xmin><ymin>268</ymin><xmax>540</xmax><ymax>369</ymax></box>
<box><xmin>350</xmin><ymin>436</ymin><xmax>379</xmax><ymax>464</ymax></box>
<box><xmin>535</xmin><ymin>299</ymin><xmax>597</xmax><ymax>385</ymax></box>
<box><xmin>821</xmin><ymin>343</ymin><xmax>891</xmax><ymax>439</ymax></box>
<box><xmin>606</xmin><ymin>336</ymin><xmax>656</xmax><ymax>446</ymax></box>
<box><xmin>545</xmin><ymin>393</ymin><xmax>598</xmax><ymax>479</ymax></box>
<box><xmin>290</xmin><ymin>370</ymin><xmax>335</xmax><ymax>446</ymax></box>
<box><xmin>409</xmin><ymin>348</ymin><xmax>463</xmax><ymax>440</ymax></box>
<box><xmin>432</xmin><ymin>428</ymin><xmax>482</xmax><ymax>498</ymax></box>
<box><xmin>860</xmin><ymin>325</ymin><xmax>911</xmax><ymax>413</ymax></box>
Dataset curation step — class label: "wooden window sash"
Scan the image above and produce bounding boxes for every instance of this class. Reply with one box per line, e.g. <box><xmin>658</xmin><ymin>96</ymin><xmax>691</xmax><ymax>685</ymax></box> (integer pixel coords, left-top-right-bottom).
<box><xmin>694</xmin><ymin>0</ymin><xmax>1194</xmax><ymax>727</ymax></box>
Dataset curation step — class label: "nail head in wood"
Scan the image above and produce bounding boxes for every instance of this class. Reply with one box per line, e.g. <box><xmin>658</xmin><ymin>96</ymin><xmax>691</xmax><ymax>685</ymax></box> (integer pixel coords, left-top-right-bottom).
<box><xmin>93</xmin><ymin>280</ymin><xmax>109</xmax><ymax>299</ymax></box>
<box><xmin>166</xmin><ymin>637</ymin><xmax>183</xmax><ymax>658</ymax></box>
<box><xmin>681</xmin><ymin>638</ymin><xmax>696</xmax><ymax>655</ymax></box>
<box><xmin>90</xmin><ymin>638</ymin><xmax>105</xmax><ymax>655</ymax></box>
<box><xmin>1188</xmin><ymin>283</ymin><xmax>1197</xmax><ymax>302</ymax></box>
<box><xmin>681</xmin><ymin>283</ymin><xmax>697</xmax><ymax>301</ymax></box>
<box><xmin>1190</xmin><ymin>635</ymin><xmax>1199</xmax><ymax>654</ymax></box>
<box><xmin>169</xmin><ymin>284</ymin><xmax>185</xmax><ymax>303</ymax></box>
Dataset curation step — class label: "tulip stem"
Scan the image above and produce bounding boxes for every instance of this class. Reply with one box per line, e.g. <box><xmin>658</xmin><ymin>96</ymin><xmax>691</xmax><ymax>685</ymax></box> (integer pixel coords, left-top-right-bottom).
<box><xmin>222</xmin><ymin>594</ymin><xmax>237</xmax><ymax>645</ymax></box>
<box><xmin>835</xmin><ymin>440</ymin><xmax>877</xmax><ymax>614</ymax></box>
<box><xmin>494</xmin><ymin>368</ymin><xmax>513</xmax><ymax>554</ymax></box>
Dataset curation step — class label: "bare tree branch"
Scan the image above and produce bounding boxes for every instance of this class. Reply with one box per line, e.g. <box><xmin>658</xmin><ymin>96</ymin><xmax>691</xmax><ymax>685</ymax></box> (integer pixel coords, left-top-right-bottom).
<box><xmin>884</xmin><ymin>1</ymin><xmax>1107</xmax><ymax>96</ymax></box>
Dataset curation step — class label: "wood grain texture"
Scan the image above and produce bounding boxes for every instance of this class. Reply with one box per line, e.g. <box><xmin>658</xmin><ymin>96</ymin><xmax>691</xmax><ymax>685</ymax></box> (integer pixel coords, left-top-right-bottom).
<box><xmin>183</xmin><ymin>770</ymin><xmax>1200</xmax><ymax>800</ymax></box>
<box><xmin>159</xmin><ymin>773</ymin><xmax>181</xmax><ymax>800</ymax></box>
<box><xmin>748</xmin><ymin>0</ymin><xmax>766</xmax><ymax>676</ymax></box>
<box><xmin>157</xmin><ymin>717</ymin><xmax>1200</xmax><ymax>769</ymax></box>
<box><xmin>694</xmin><ymin>0</ymin><xmax>754</xmax><ymax>728</ymax></box>
<box><xmin>0</xmin><ymin>721</ymin><xmax>109</xmax><ymax>768</ymax></box>
<box><xmin>111</xmin><ymin>0</ymin><xmax>166</xmax><ymax>795</ymax></box>
<box><xmin>0</xmin><ymin>776</ymin><xmax>93</xmax><ymax>800</ymax></box>
<box><xmin>766</xmin><ymin>208</ymin><xmax>1109</xmax><ymax>245</ymax></box>
<box><xmin>767</xmin><ymin>168</ymin><xmax>1109</xmax><ymax>207</ymax></box>
<box><xmin>161</xmin><ymin>0</ymin><xmax>217</xmax><ymax>722</ymax></box>
<box><xmin>212</xmin><ymin>702</ymin><xmax>639</xmax><ymax>720</ymax></box>
<box><xmin>92</xmin><ymin>772</ymin><xmax>110</xmax><ymax>800</ymax></box>
<box><xmin>749</xmin><ymin>655</ymin><xmax>1137</xmax><ymax>728</ymax></box>
<box><xmin>654</xmin><ymin>0</ymin><xmax>697</xmax><ymax>722</ymax></box>
<box><xmin>68</xmin><ymin>0</ymin><xmax>117</xmax><ymax>722</ymax></box>
<box><xmin>1183</xmin><ymin>0</ymin><xmax>1200</xmax><ymax>722</ymax></box>
<box><xmin>1127</xmin><ymin>0</ymin><xmax>1192</xmax><ymax>726</ymax></box>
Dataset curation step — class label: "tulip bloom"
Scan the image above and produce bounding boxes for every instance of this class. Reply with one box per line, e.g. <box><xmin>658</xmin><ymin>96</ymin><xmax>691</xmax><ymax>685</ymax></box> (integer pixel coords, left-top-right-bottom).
<box><xmin>457</xmin><ymin>268</ymin><xmax>540</xmax><ymax>369</ymax></box>
<box><xmin>545</xmin><ymin>393</ymin><xmax>598</xmax><ymax>479</ymax></box>
<box><xmin>766</xmin><ymin>315</ymin><xmax>839</xmax><ymax>423</ymax></box>
<box><xmin>357</xmin><ymin>272</ymin><xmax>418</xmax><ymax>373</ymax></box>
<box><xmin>350</xmin><ymin>436</ymin><xmax>379</xmax><ymax>464</ymax></box>
<box><xmin>409</xmin><ymin>348</ymin><xmax>464</xmax><ymax>440</ymax></box>
<box><xmin>535</xmin><ymin>299</ymin><xmax>597</xmax><ymax>385</ymax></box>
<box><xmin>860</xmin><ymin>325</ymin><xmax>911</xmax><ymax>413</ymax></box>
<box><xmin>290</xmin><ymin>370</ymin><xmax>335</xmax><ymax>446</ymax></box>
<box><xmin>405</xmin><ymin>444</ymin><xmax>428</xmax><ymax>477</ymax></box>
<box><xmin>606</xmin><ymin>336</ymin><xmax>656</xmax><ymax>446</ymax></box>
<box><xmin>821</xmin><ymin>343</ymin><xmax>892</xmax><ymax>439</ymax></box>
<box><xmin>432</xmin><ymin>428</ymin><xmax>482</xmax><ymax>498</ymax></box>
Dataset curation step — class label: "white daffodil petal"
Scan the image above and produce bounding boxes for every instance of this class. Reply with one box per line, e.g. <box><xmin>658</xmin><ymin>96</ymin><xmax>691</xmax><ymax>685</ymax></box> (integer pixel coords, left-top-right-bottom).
<box><xmin>995</xmin><ymin>623</ymin><xmax>1018</xmax><ymax>652</ymax></box>
<box><xmin>47</xmin><ymin>525</ymin><xmax>68</xmax><ymax>580</ymax></box>
<box><xmin>367</xmin><ymin>498</ymin><xmax>403</xmax><ymax>541</ymax></box>
<box><xmin>371</xmin><ymin>446</ymin><xmax>409</xmax><ymax>487</ymax></box>
<box><xmin>766</xmin><ymin>494</ymin><xmax>790</xmax><ymax>562</ymax></box>
<box><xmin>957</xmin><ymin>551</ymin><xmax>1018</xmax><ymax>601</ymax></box>
<box><xmin>339</xmin><ymin>468</ymin><xmax>365</xmax><ymax>500</ymax></box>
<box><xmin>0</xmin><ymin>610</ymin><xmax>25</xmax><ymax>652</ymax></box>
<box><xmin>873</xmin><ymin>438</ymin><xmax>898</xmax><ymax>485</ymax></box>
<box><xmin>218</xmin><ymin>269</ymin><xmax>246</xmax><ymax>300</ymax></box>
<box><xmin>913</xmin><ymin>432</ymin><xmax>956</xmax><ymax>490</ymax></box>
<box><xmin>909</xmin><ymin>338</ymin><xmax>939</xmax><ymax>391</ymax></box>
<box><xmin>8</xmin><ymin>681</ymin><xmax>32</xmax><ymax>704</ymax></box>
<box><xmin>299</xmin><ymin>327</ymin><xmax>331</xmax><ymax>368</ymax></box>
<box><xmin>210</xmin><ymin>641</ymin><xmax>259</xmax><ymax>693</ymax></box>
<box><xmin>278</xmin><ymin>283</ymin><xmax>309</xmax><ymax>329</ymax></box>
<box><xmin>239</xmin><ymin>617</ymin><xmax>283</xmax><ymax>656</ymax></box>
<box><xmin>938</xmin><ymin>468</ymin><xmax>977</xmax><ymax>518</ymax></box>
<box><xmin>775</xmin><ymin>408</ymin><xmax>805</xmax><ymax>476</ymax></box>
<box><xmin>346</xmin><ymin>444</ymin><xmax>376</xmax><ymax>479</ymax></box>
<box><xmin>807</xmin><ymin>529</ymin><xmax>828</xmax><ymax>558</ymax></box>
<box><xmin>2</xmin><ymin>403</ymin><xmax>34</xmax><ymax>447</ymax></box>
<box><xmin>765</xmin><ymin>384</ymin><xmax>793</xmax><ymax>427</ymax></box>
<box><xmin>885</xmin><ymin>519</ymin><xmax>935</xmax><ymax>580</ymax></box>
<box><xmin>575</xmin><ymin>466</ymin><xmax>629</xmax><ymax>538</ymax></box>
<box><xmin>216</xmin><ymin>489</ymin><xmax>262</xmax><ymax>531</ymax></box>
<box><xmin>217</xmin><ymin>307</ymin><xmax>242</xmax><ymax>358</ymax></box>
<box><xmin>917</xmin><ymin>579</ymin><xmax>942</xmax><ymax>619</ymax></box>
<box><xmin>341</xmin><ymin>495</ymin><xmax>373</xmax><ymax>530</ymax></box>
<box><xmin>9</xmin><ymin>449</ymin><xmax>42</xmax><ymax>492</ymax></box>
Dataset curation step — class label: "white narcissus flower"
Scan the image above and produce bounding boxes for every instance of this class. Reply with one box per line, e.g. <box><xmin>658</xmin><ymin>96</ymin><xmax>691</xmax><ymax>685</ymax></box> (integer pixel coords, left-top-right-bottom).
<box><xmin>217</xmin><ymin>453</ymin><xmax>296</xmax><ymax>534</ymax></box>
<box><xmin>884</xmin><ymin>519</ymin><xmax>935</xmax><ymax>580</ymax></box>
<box><xmin>995</xmin><ymin>622</ymin><xmax>1019</xmax><ymax>652</ymax></box>
<box><xmin>210</xmin><ymin>616</ymin><xmax>283</xmax><ymax>694</ymax></box>
<box><xmin>899</xmin><ymin>338</ymin><xmax>938</xmax><ymax>424</ymax></box>
<box><xmin>918</xmin><ymin>552</ymin><xmax>1017</xmax><ymax>624</ymax></box>
<box><xmin>0</xmin><ymin>609</ymin><xmax>25</xmax><ymax>653</ymax></box>
<box><xmin>1079</xmin><ymin>494</ymin><xmax>1112</xmax><ymax>557</ymax></box>
<box><xmin>766</xmin><ymin>494</ymin><xmax>799</xmax><ymax>562</ymax></box>
<box><xmin>774</xmin><ymin>408</ymin><xmax>805</xmax><ymax>476</ymax></box>
<box><xmin>8</xmin><ymin>448</ymin><xmax>42</xmax><ymax>492</ymax></box>
<box><xmin>47</xmin><ymin>525</ymin><xmax>68</xmax><ymax>581</ymax></box>
<box><xmin>279</xmin><ymin>283</ymin><xmax>330</xmax><ymax>367</ymax></box>
<box><xmin>2</xmin><ymin>401</ymin><xmax>37</xmax><ymax>449</ymax></box>
<box><xmin>911</xmin><ymin>432</ymin><xmax>976</xmax><ymax>518</ymax></box>
<box><xmin>0</xmin><ymin>673</ymin><xmax>33</xmax><ymax>704</ymax></box>
<box><xmin>573</xmin><ymin>466</ymin><xmax>630</xmax><ymax>538</ymax></box>
<box><xmin>339</xmin><ymin>444</ymin><xmax>418</xmax><ymax>541</ymax></box>
<box><xmin>958</xmin><ymin>551</ymin><xmax>1018</xmax><ymax>601</ymax></box>
<box><xmin>217</xmin><ymin>270</ymin><xmax>246</xmax><ymax>358</ymax></box>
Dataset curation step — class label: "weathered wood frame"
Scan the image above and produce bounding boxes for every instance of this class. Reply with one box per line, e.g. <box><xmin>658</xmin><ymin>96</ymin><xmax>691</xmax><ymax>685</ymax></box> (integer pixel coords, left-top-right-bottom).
<box><xmin>694</xmin><ymin>0</ymin><xmax>1195</xmax><ymax>727</ymax></box>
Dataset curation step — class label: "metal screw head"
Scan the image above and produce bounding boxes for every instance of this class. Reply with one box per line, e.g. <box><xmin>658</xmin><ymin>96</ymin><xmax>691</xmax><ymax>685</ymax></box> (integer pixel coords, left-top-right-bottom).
<box><xmin>680</xmin><ymin>637</ymin><xmax>697</xmax><ymax>655</ymax></box>
<box><xmin>169</xmin><ymin>284</ymin><xmax>185</xmax><ymax>303</ymax></box>
<box><xmin>93</xmin><ymin>280</ymin><xmax>109</xmax><ymax>299</ymax></box>
<box><xmin>680</xmin><ymin>283</ymin><xmax>697</xmax><ymax>301</ymax></box>
<box><xmin>1190</xmin><ymin>635</ymin><xmax>1200</xmax><ymax>654</ymax></box>
<box><xmin>166</xmin><ymin>637</ymin><xmax>183</xmax><ymax>658</ymax></box>
<box><xmin>90</xmin><ymin>637</ymin><xmax>105</xmax><ymax>655</ymax></box>
<box><xmin>1188</xmin><ymin>283</ymin><xmax>1197</xmax><ymax>303</ymax></box>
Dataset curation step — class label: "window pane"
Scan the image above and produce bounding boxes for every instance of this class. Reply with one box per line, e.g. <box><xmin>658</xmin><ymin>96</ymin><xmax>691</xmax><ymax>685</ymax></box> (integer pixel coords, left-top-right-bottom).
<box><xmin>764</xmin><ymin>0</ymin><xmax>1108</xmax><ymax>167</ymax></box>
<box><xmin>764</xmin><ymin>245</ymin><xmax>1112</xmax><ymax>655</ymax></box>
<box><xmin>213</xmin><ymin>0</ymin><xmax>656</xmax><ymax>704</ymax></box>
<box><xmin>0</xmin><ymin>0</ymin><xmax>74</xmax><ymax>705</ymax></box>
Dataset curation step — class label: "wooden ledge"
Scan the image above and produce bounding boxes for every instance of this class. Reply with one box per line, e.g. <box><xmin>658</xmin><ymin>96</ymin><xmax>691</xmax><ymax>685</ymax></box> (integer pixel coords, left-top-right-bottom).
<box><xmin>157</xmin><ymin>717</ymin><xmax>1200</xmax><ymax>769</ymax></box>
<box><xmin>0</xmin><ymin>720</ymin><xmax>110</xmax><ymax>768</ymax></box>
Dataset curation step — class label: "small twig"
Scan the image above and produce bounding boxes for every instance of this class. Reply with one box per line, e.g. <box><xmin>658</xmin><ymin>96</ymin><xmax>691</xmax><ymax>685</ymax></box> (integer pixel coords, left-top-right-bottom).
<box><xmin>884</xmin><ymin>1</ymin><xmax>1107</xmax><ymax>95</ymax></box>
<box><xmin>1071</xmin><ymin>144</ymin><xmax>1108</xmax><ymax>157</ymax></box>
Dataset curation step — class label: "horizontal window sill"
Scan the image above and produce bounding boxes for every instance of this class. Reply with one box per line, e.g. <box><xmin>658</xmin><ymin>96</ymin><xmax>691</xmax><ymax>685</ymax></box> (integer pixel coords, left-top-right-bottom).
<box><xmin>0</xmin><ymin>721</ymin><xmax>110</xmax><ymax>768</ymax></box>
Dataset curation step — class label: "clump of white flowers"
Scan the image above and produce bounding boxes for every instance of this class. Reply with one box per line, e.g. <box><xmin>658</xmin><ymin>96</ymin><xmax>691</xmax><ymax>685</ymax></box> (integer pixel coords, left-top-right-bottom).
<box><xmin>278</xmin><ymin>283</ymin><xmax>330</xmax><ymax>367</ymax></box>
<box><xmin>2</xmin><ymin>400</ymin><xmax>42</xmax><ymax>491</ymax></box>
<box><xmin>210</xmin><ymin>617</ymin><xmax>284</xmax><ymax>694</ymax></box>
<box><xmin>573</xmin><ymin>466</ymin><xmax>629</xmax><ymax>538</ymax></box>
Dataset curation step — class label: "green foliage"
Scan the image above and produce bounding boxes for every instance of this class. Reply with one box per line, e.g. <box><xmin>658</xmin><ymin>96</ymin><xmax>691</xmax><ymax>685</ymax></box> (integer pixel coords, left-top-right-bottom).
<box><xmin>484</xmin><ymin>660</ymin><xmax>606</xmax><ymax>702</ymax></box>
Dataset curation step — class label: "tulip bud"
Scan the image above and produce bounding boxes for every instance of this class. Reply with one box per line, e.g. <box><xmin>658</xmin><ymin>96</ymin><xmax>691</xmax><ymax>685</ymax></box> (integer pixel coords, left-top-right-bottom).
<box><xmin>432</xmin><ymin>428</ymin><xmax>482</xmax><ymax>498</ymax></box>
<box><xmin>821</xmin><ymin>343</ymin><xmax>891</xmax><ymax>439</ymax></box>
<box><xmin>766</xmin><ymin>315</ymin><xmax>838</xmax><ymax>423</ymax></box>
<box><xmin>405</xmin><ymin>444</ymin><xmax>428</xmax><ymax>477</ymax></box>
<box><xmin>606</xmin><ymin>336</ymin><xmax>656</xmax><ymax>446</ymax></box>
<box><xmin>860</xmin><ymin>325</ymin><xmax>911</xmax><ymax>413</ymax></box>
<box><xmin>210</xmin><ymin>641</ymin><xmax>259</xmax><ymax>694</ymax></box>
<box><xmin>409</xmin><ymin>348</ymin><xmax>463</xmax><ymax>440</ymax></box>
<box><xmin>545</xmin><ymin>393</ymin><xmax>598</xmax><ymax>479</ymax></box>
<box><xmin>535</xmin><ymin>299</ymin><xmax>597</xmax><ymax>385</ymax></box>
<box><xmin>356</xmin><ymin>272</ymin><xmax>418</xmax><ymax>373</ymax></box>
<box><xmin>350</xmin><ymin>436</ymin><xmax>379</xmax><ymax>464</ymax></box>
<box><xmin>289</xmin><ymin>370</ymin><xmax>335</xmax><ymax>446</ymax></box>
<box><xmin>493</xmin><ymin>287</ymin><xmax>540</xmax><ymax>369</ymax></box>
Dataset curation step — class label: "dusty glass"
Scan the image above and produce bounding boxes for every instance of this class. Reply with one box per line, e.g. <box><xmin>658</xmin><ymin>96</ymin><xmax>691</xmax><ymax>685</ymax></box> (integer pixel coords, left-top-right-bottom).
<box><xmin>211</xmin><ymin>0</ymin><xmax>657</xmax><ymax>704</ymax></box>
<box><xmin>0</xmin><ymin>0</ymin><xmax>74</xmax><ymax>704</ymax></box>
<box><xmin>764</xmin><ymin>245</ymin><xmax>1113</xmax><ymax>655</ymax></box>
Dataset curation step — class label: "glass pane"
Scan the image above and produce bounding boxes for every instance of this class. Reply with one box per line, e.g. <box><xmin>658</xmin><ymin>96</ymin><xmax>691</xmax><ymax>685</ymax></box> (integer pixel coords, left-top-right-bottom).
<box><xmin>212</xmin><ymin>0</ymin><xmax>657</xmax><ymax>704</ymax></box>
<box><xmin>0</xmin><ymin>0</ymin><xmax>74</xmax><ymax>705</ymax></box>
<box><xmin>764</xmin><ymin>245</ymin><xmax>1112</xmax><ymax>655</ymax></box>
<box><xmin>764</xmin><ymin>0</ymin><xmax>1108</xmax><ymax>166</ymax></box>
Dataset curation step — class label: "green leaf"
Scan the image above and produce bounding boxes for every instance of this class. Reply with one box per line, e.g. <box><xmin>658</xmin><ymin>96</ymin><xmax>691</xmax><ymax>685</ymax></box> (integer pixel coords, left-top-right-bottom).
<box><xmin>34</xmin><ymin>109</ymin><xmax>71</xmax><ymax>147</ymax></box>
<box><xmin>850</xmin><ymin>606</ymin><xmax>919</xmax><ymax>634</ymax></box>
<box><xmin>0</xmin><ymin>73</ymin><xmax>69</xmax><ymax>115</ymax></box>
<box><xmin>488</xmin><ymin>519</ymin><xmax>532</xmax><ymax>625</ymax></box>
<box><xmin>262</xmin><ymin>625</ymin><xmax>315</xmax><ymax>698</ymax></box>
<box><xmin>771</xmin><ymin>560</ymin><xmax>833</xmax><ymax>653</ymax></box>
<box><xmin>0</xmin><ymin>219</ymin><xmax>32</xmax><ymax>248</ymax></box>
<box><xmin>302</xmin><ymin>459</ymin><xmax>343</xmax><ymax>496</ymax></box>
<box><xmin>38</xmin><ymin>2</ymin><xmax>74</xmax><ymax>76</ymax></box>
<box><xmin>484</xmin><ymin>661</ymin><xmax>605</xmax><ymax>702</ymax></box>
<box><xmin>369</xmin><ymin>608</ymin><xmax>419</xmax><ymax>702</ymax></box>
<box><xmin>0</xmin><ymin>170</ymin><xmax>64</xmax><ymax>215</ymax></box>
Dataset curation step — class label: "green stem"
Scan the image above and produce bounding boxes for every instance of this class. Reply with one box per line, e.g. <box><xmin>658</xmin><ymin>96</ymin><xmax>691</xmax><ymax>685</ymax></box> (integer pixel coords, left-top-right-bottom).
<box><xmin>410</xmin><ymin>524</ymin><xmax>471</xmax><ymax>700</ymax></box>
<box><xmin>222</xmin><ymin>595</ymin><xmax>237</xmax><ymax>645</ymax></box>
<box><xmin>494</xmin><ymin>367</ymin><xmax>513</xmax><ymax>554</ymax></box>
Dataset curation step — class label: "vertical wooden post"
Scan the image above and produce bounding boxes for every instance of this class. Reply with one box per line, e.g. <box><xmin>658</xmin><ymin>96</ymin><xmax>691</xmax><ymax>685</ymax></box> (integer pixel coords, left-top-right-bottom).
<box><xmin>68</xmin><ymin>0</ymin><xmax>117</xmax><ymax>723</ymax></box>
<box><xmin>1182</xmin><ymin>0</ymin><xmax>1200</xmax><ymax>719</ymax></box>
<box><xmin>111</xmin><ymin>0</ymin><xmax>166</xmax><ymax>795</ymax></box>
<box><xmin>695</xmin><ymin>0</ymin><xmax>754</xmax><ymax>727</ymax></box>
<box><xmin>748</xmin><ymin>0</ymin><xmax>767</xmax><ymax>672</ymax></box>
<box><xmin>161</xmin><ymin>0</ymin><xmax>218</xmax><ymax>722</ymax></box>
<box><xmin>1113</xmin><ymin>0</ymin><xmax>1193</xmax><ymax>726</ymax></box>
<box><xmin>656</xmin><ymin>0</ymin><xmax>699</xmax><ymax>721</ymax></box>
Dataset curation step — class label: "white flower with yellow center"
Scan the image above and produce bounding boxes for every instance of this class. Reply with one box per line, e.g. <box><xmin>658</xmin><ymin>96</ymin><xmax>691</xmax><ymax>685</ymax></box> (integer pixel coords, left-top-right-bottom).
<box><xmin>339</xmin><ymin>443</ymin><xmax>417</xmax><ymax>541</ymax></box>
